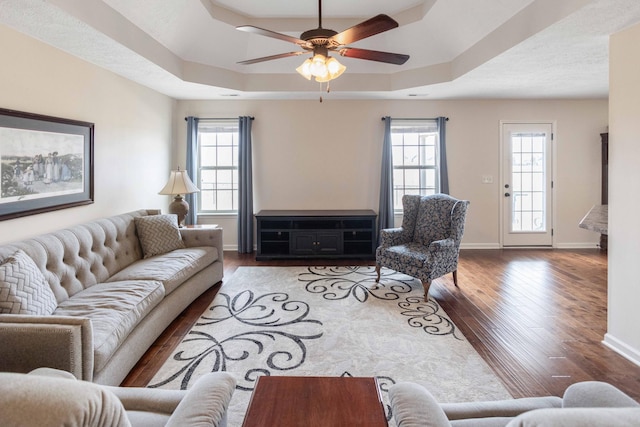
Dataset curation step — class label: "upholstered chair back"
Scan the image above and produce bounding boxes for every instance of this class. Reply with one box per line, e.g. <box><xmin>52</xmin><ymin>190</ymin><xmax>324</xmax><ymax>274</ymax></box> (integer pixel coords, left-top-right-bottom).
<box><xmin>399</xmin><ymin>194</ymin><xmax>421</xmax><ymax>236</ymax></box>
<box><xmin>403</xmin><ymin>194</ymin><xmax>469</xmax><ymax>246</ymax></box>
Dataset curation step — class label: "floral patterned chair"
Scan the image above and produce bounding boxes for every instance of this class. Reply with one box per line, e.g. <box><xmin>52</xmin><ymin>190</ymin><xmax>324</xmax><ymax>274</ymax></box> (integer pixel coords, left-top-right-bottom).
<box><xmin>375</xmin><ymin>194</ymin><xmax>470</xmax><ymax>301</ymax></box>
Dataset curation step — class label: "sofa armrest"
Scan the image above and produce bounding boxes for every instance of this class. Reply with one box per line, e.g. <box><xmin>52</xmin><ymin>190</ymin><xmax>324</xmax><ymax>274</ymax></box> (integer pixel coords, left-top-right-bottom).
<box><xmin>181</xmin><ymin>228</ymin><xmax>223</xmax><ymax>254</ymax></box>
<box><xmin>562</xmin><ymin>381</ymin><xmax>639</xmax><ymax>408</ymax></box>
<box><xmin>389</xmin><ymin>382</ymin><xmax>451</xmax><ymax>427</ymax></box>
<box><xmin>0</xmin><ymin>315</ymin><xmax>94</xmax><ymax>381</ymax></box>
<box><xmin>166</xmin><ymin>372</ymin><xmax>236</xmax><ymax>427</ymax></box>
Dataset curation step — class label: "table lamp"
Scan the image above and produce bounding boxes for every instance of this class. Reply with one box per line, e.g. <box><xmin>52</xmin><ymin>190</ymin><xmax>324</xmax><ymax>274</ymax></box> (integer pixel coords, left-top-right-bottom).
<box><xmin>158</xmin><ymin>167</ymin><xmax>199</xmax><ymax>227</ymax></box>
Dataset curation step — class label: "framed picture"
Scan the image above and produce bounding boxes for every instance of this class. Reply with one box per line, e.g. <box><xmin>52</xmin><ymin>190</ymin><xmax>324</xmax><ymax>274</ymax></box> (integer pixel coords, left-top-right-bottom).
<box><xmin>0</xmin><ymin>108</ymin><xmax>94</xmax><ymax>221</ymax></box>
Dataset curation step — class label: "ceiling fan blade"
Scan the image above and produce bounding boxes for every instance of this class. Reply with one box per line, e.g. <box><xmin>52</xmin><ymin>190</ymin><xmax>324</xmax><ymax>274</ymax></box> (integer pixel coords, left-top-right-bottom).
<box><xmin>237</xmin><ymin>25</ymin><xmax>307</xmax><ymax>46</ymax></box>
<box><xmin>330</xmin><ymin>14</ymin><xmax>399</xmax><ymax>46</ymax></box>
<box><xmin>339</xmin><ymin>47</ymin><xmax>409</xmax><ymax>65</ymax></box>
<box><xmin>238</xmin><ymin>51</ymin><xmax>306</xmax><ymax>65</ymax></box>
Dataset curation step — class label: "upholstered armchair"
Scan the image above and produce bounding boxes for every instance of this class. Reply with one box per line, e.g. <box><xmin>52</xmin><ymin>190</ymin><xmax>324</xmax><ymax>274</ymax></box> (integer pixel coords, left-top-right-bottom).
<box><xmin>0</xmin><ymin>368</ymin><xmax>236</xmax><ymax>427</ymax></box>
<box><xmin>389</xmin><ymin>380</ymin><xmax>640</xmax><ymax>426</ymax></box>
<box><xmin>375</xmin><ymin>194</ymin><xmax>470</xmax><ymax>300</ymax></box>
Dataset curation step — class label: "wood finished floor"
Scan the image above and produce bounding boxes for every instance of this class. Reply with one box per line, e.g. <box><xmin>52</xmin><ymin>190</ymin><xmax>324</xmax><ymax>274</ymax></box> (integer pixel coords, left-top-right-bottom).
<box><xmin>121</xmin><ymin>249</ymin><xmax>640</xmax><ymax>401</ymax></box>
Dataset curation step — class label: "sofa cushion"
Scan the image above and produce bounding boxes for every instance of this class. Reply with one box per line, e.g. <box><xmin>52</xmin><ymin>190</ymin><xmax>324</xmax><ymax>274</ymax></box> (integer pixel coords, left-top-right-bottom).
<box><xmin>0</xmin><ymin>250</ymin><xmax>57</xmax><ymax>315</ymax></box>
<box><xmin>0</xmin><ymin>372</ymin><xmax>131</xmax><ymax>427</ymax></box>
<box><xmin>107</xmin><ymin>247</ymin><xmax>218</xmax><ymax>295</ymax></box>
<box><xmin>135</xmin><ymin>214</ymin><xmax>185</xmax><ymax>258</ymax></box>
<box><xmin>383</xmin><ymin>243</ymin><xmax>429</xmax><ymax>269</ymax></box>
<box><xmin>54</xmin><ymin>280</ymin><xmax>165</xmax><ymax>372</ymax></box>
<box><xmin>505</xmin><ymin>407</ymin><xmax>640</xmax><ymax>426</ymax></box>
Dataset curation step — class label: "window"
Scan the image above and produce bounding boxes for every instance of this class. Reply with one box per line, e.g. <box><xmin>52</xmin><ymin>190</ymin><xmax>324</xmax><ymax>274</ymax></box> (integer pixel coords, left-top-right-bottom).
<box><xmin>197</xmin><ymin>120</ymin><xmax>238</xmax><ymax>214</ymax></box>
<box><xmin>391</xmin><ymin>119</ymin><xmax>441</xmax><ymax>212</ymax></box>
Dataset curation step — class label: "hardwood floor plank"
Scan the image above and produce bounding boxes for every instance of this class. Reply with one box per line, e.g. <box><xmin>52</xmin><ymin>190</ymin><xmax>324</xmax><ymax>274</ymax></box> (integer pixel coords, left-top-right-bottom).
<box><xmin>121</xmin><ymin>249</ymin><xmax>640</xmax><ymax>403</ymax></box>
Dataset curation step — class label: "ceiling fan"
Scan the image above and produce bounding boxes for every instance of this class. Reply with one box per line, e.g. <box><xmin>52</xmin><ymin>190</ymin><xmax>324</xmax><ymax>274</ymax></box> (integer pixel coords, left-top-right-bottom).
<box><xmin>236</xmin><ymin>0</ymin><xmax>409</xmax><ymax>82</ymax></box>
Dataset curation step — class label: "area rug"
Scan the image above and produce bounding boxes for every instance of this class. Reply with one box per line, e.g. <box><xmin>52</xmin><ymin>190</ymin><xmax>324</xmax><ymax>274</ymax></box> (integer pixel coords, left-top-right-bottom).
<box><xmin>149</xmin><ymin>266</ymin><xmax>511</xmax><ymax>426</ymax></box>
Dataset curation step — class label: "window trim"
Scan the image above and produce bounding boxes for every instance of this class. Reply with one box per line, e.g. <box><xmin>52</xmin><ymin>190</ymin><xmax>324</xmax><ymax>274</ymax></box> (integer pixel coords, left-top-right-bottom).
<box><xmin>196</xmin><ymin>119</ymin><xmax>239</xmax><ymax>215</ymax></box>
<box><xmin>390</xmin><ymin>119</ymin><xmax>442</xmax><ymax>213</ymax></box>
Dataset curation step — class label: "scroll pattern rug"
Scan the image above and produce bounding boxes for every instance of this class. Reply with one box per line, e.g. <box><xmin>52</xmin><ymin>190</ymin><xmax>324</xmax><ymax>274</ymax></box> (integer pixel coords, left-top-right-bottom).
<box><xmin>149</xmin><ymin>266</ymin><xmax>511</xmax><ymax>426</ymax></box>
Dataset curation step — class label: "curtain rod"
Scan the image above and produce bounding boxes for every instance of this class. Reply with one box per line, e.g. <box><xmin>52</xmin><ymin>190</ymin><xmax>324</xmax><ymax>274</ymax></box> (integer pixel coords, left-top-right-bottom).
<box><xmin>381</xmin><ymin>117</ymin><xmax>449</xmax><ymax>121</ymax></box>
<box><xmin>184</xmin><ymin>117</ymin><xmax>254</xmax><ymax>121</ymax></box>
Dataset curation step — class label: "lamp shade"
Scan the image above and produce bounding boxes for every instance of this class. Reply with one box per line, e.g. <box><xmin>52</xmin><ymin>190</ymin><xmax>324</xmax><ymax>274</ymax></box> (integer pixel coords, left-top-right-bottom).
<box><xmin>297</xmin><ymin>54</ymin><xmax>346</xmax><ymax>83</ymax></box>
<box><xmin>158</xmin><ymin>169</ymin><xmax>199</xmax><ymax>195</ymax></box>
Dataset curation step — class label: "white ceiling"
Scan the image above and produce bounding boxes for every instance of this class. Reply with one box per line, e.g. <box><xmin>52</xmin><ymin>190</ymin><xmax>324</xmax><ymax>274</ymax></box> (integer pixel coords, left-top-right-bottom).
<box><xmin>0</xmin><ymin>0</ymin><xmax>639</xmax><ymax>100</ymax></box>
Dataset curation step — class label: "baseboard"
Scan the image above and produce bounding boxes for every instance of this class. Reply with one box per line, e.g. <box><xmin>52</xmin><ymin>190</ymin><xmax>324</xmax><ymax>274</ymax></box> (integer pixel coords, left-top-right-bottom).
<box><xmin>460</xmin><ymin>243</ymin><xmax>601</xmax><ymax>250</ymax></box>
<box><xmin>460</xmin><ymin>243</ymin><xmax>501</xmax><ymax>250</ymax></box>
<box><xmin>603</xmin><ymin>333</ymin><xmax>640</xmax><ymax>367</ymax></box>
<box><xmin>225</xmin><ymin>243</ymin><xmax>599</xmax><ymax>251</ymax></box>
<box><xmin>554</xmin><ymin>242</ymin><xmax>601</xmax><ymax>249</ymax></box>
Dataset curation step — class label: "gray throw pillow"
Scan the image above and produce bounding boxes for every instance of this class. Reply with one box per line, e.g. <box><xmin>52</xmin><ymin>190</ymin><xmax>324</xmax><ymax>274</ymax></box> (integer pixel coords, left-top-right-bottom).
<box><xmin>135</xmin><ymin>214</ymin><xmax>186</xmax><ymax>258</ymax></box>
<box><xmin>0</xmin><ymin>250</ymin><xmax>57</xmax><ymax>315</ymax></box>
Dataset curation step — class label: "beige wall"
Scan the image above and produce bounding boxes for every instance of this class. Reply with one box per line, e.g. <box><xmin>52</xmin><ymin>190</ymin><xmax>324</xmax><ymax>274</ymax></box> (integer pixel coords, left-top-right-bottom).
<box><xmin>606</xmin><ymin>22</ymin><xmax>640</xmax><ymax>365</ymax></box>
<box><xmin>0</xmin><ymin>24</ymin><xmax>174</xmax><ymax>245</ymax></box>
<box><xmin>176</xmin><ymin>98</ymin><xmax>607</xmax><ymax>250</ymax></box>
<box><xmin>0</xmin><ymin>22</ymin><xmax>608</xmax><ymax>253</ymax></box>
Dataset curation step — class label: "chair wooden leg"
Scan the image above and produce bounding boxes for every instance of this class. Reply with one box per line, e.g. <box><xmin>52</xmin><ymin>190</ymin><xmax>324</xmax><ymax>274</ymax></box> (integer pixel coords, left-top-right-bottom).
<box><xmin>452</xmin><ymin>270</ymin><xmax>459</xmax><ymax>287</ymax></box>
<box><xmin>375</xmin><ymin>264</ymin><xmax>381</xmax><ymax>282</ymax></box>
<box><xmin>421</xmin><ymin>280</ymin><xmax>431</xmax><ymax>302</ymax></box>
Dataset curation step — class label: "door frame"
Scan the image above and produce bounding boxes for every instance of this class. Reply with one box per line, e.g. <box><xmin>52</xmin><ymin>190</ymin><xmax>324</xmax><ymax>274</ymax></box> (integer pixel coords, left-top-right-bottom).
<box><xmin>499</xmin><ymin>120</ymin><xmax>557</xmax><ymax>248</ymax></box>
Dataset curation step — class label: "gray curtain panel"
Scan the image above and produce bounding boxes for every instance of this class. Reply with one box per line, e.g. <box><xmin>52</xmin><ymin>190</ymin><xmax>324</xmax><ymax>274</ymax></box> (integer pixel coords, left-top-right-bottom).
<box><xmin>185</xmin><ymin>116</ymin><xmax>199</xmax><ymax>226</ymax></box>
<box><xmin>238</xmin><ymin>116</ymin><xmax>254</xmax><ymax>253</ymax></box>
<box><xmin>438</xmin><ymin>116</ymin><xmax>449</xmax><ymax>194</ymax></box>
<box><xmin>378</xmin><ymin>116</ymin><xmax>394</xmax><ymax>242</ymax></box>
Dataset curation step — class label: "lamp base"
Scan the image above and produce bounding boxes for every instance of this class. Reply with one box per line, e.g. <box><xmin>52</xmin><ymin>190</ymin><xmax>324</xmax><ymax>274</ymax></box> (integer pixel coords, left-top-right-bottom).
<box><xmin>168</xmin><ymin>195</ymin><xmax>189</xmax><ymax>227</ymax></box>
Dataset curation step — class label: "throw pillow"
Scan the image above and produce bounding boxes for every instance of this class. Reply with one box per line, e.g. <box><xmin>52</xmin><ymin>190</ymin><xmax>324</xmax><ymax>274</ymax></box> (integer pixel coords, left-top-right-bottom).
<box><xmin>135</xmin><ymin>214</ymin><xmax>186</xmax><ymax>258</ymax></box>
<box><xmin>0</xmin><ymin>250</ymin><xmax>57</xmax><ymax>315</ymax></box>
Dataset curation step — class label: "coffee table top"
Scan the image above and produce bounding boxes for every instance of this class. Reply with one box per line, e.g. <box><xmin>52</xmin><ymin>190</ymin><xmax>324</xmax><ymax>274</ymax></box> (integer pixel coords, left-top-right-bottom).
<box><xmin>242</xmin><ymin>376</ymin><xmax>388</xmax><ymax>427</ymax></box>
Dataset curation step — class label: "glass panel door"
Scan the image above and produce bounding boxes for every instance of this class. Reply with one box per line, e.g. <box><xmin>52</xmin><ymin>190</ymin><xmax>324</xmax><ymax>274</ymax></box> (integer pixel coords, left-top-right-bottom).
<box><xmin>502</xmin><ymin>123</ymin><xmax>553</xmax><ymax>246</ymax></box>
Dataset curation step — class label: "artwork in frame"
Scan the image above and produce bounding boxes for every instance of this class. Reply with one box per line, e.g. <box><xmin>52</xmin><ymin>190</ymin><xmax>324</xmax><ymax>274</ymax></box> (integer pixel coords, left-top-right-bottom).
<box><xmin>0</xmin><ymin>108</ymin><xmax>94</xmax><ymax>220</ymax></box>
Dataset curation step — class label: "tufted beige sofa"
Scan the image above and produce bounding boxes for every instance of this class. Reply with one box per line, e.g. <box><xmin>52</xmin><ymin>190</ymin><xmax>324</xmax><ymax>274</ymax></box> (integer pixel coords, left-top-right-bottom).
<box><xmin>0</xmin><ymin>209</ymin><xmax>223</xmax><ymax>385</ymax></box>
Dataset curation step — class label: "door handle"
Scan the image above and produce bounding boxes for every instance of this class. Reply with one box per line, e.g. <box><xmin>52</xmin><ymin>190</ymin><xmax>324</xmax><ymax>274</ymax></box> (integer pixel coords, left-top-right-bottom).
<box><xmin>505</xmin><ymin>192</ymin><xmax>511</xmax><ymax>197</ymax></box>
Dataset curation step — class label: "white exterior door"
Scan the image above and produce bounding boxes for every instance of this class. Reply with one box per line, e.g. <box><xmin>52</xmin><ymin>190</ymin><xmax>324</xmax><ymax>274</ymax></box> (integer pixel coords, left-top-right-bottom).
<box><xmin>501</xmin><ymin>122</ymin><xmax>553</xmax><ymax>247</ymax></box>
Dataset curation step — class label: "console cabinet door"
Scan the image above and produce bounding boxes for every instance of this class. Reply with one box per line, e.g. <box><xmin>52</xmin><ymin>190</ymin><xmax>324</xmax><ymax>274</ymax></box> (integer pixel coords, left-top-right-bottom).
<box><xmin>316</xmin><ymin>232</ymin><xmax>342</xmax><ymax>255</ymax></box>
<box><xmin>291</xmin><ymin>231</ymin><xmax>342</xmax><ymax>255</ymax></box>
<box><xmin>290</xmin><ymin>232</ymin><xmax>316</xmax><ymax>255</ymax></box>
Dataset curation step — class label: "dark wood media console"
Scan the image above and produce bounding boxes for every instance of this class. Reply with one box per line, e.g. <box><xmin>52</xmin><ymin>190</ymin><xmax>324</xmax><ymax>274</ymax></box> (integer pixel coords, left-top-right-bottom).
<box><xmin>255</xmin><ymin>210</ymin><xmax>377</xmax><ymax>260</ymax></box>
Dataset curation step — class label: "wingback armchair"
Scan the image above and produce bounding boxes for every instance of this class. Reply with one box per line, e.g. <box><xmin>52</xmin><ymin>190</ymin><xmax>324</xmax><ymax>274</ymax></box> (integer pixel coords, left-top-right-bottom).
<box><xmin>375</xmin><ymin>194</ymin><xmax>470</xmax><ymax>300</ymax></box>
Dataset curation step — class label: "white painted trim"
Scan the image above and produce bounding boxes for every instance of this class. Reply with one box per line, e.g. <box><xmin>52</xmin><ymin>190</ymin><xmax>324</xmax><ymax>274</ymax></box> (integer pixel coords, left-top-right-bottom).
<box><xmin>554</xmin><ymin>242</ymin><xmax>600</xmax><ymax>249</ymax></box>
<box><xmin>464</xmin><ymin>243</ymin><xmax>598</xmax><ymax>249</ymax></box>
<box><xmin>603</xmin><ymin>333</ymin><xmax>640</xmax><ymax>367</ymax></box>
<box><xmin>460</xmin><ymin>243</ymin><xmax>501</xmax><ymax>250</ymax></box>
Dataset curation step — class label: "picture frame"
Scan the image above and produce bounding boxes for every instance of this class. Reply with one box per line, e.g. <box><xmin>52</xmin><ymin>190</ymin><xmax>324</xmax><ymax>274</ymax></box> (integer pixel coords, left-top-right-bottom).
<box><xmin>0</xmin><ymin>108</ymin><xmax>94</xmax><ymax>221</ymax></box>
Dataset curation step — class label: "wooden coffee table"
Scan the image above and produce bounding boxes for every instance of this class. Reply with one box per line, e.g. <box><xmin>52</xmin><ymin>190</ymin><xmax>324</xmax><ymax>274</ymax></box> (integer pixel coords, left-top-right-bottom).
<box><xmin>242</xmin><ymin>376</ymin><xmax>388</xmax><ymax>427</ymax></box>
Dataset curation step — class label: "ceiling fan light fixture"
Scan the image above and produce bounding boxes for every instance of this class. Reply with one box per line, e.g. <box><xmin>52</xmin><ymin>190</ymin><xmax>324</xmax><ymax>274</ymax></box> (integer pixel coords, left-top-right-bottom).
<box><xmin>326</xmin><ymin>57</ymin><xmax>346</xmax><ymax>79</ymax></box>
<box><xmin>297</xmin><ymin>54</ymin><xmax>346</xmax><ymax>82</ymax></box>
<box><xmin>296</xmin><ymin>59</ymin><xmax>313</xmax><ymax>80</ymax></box>
<box><xmin>310</xmin><ymin>53</ymin><xmax>328</xmax><ymax>77</ymax></box>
